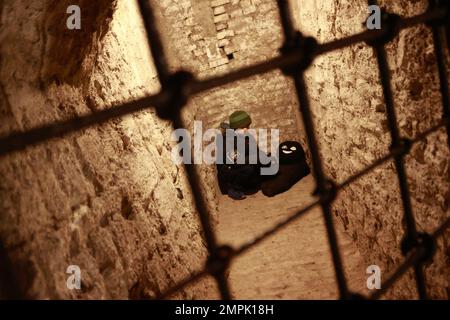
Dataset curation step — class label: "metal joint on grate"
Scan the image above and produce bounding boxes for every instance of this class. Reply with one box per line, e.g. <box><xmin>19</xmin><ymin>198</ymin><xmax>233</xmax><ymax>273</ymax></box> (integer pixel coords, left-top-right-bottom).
<box><xmin>0</xmin><ymin>0</ymin><xmax>449</xmax><ymax>300</ymax></box>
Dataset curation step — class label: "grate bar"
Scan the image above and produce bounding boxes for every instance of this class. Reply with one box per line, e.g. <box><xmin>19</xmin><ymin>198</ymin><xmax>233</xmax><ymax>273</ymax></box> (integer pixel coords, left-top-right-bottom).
<box><xmin>275</xmin><ymin>0</ymin><xmax>349</xmax><ymax>299</ymax></box>
<box><xmin>137</xmin><ymin>0</ymin><xmax>171</xmax><ymax>85</ymax></box>
<box><xmin>368</xmin><ymin>0</ymin><xmax>426</xmax><ymax>298</ymax></box>
<box><xmin>370</xmin><ymin>216</ymin><xmax>450</xmax><ymax>300</ymax></box>
<box><xmin>136</xmin><ymin>0</ymin><xmax>231</xmax><ymax>300</ymax></box>
<box><xmin>0</xmin><ymin>0</ymin><xmax>449</xmax><ymax>301</ymax></box>
<box><xmin>0</xmin><ymin>6</ymin><xmax>447</xmax><ymax>157</ymax></box>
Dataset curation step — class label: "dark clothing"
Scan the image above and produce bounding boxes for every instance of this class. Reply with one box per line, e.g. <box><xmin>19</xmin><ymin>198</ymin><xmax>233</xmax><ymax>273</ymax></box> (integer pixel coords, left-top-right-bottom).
<box><xmin>216</xmin><ymin>131</ymin><xmax>268</xmax><ymax>195</ymax></box>
<box><xmin>218</xmin><ymin>164</ymin><xmax>260</xmax><ymax>194</ymax></box>
<box><xmin>261</xmin><ymin>141</ymin><xmax>310</xmax><ymax>197</ymax></box>
<box><xmin>261</xmin><ymin>162</ymin><xmax>310</xmax><ymax>197</ymax></box>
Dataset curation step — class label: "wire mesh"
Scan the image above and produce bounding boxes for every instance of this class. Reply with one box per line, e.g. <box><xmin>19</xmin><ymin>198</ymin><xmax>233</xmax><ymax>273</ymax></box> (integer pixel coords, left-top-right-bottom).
<box><xmin>0</xmin><ymin>0</ymin><xmax>449</xmax><ymax>300</ymax></box>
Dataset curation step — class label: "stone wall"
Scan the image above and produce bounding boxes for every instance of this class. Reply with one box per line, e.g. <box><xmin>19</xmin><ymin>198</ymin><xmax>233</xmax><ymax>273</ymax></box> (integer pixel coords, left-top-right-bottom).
<box><xmin>1</xmin><ymin>0</ymin><xmax>448</xmax><ymax>300</ymax></box>
<box><xmin>290</xmin><ymin>0</ymin><xmax>450</xmax><ymax>299</ymax></box>
<box><xmin>151</xmin><ymin>0</ymin><xmax>305</xmax><ymax>202</ymax></box>
<box><xmin>0</xmin><ymin>0</ymin><xmax>216</xmax><ymax>299</ymax></box>
<box><xmin>159</xmin><ymin>0</ymin><xmax>302</xmax><ymax>140</ymax></box>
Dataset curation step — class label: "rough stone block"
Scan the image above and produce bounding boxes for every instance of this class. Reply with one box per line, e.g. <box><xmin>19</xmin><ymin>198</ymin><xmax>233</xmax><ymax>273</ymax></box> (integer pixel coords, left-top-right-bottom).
<box><xmin>224</xmin><ymin>45</ymin><xmax>238</xmax><ymax>55</ymax></box>
<box><xmin>213</xmin><ymin>13</ymin><xmax>229</xmax><ymax>23</ymax></box>
<box><xmin>259</xmin><ymin>3</ymin><xmax>273</xmax><ymax>14</ymax></box>
<box><xmin>218</xmin><ymin>39</ymin><xmax>230</xmax><ymax>47</ymax></box>
<box><xmin>180</xmin><ymin>0</ymin><xmax>191</xmax><ymax>9</ymax></box>
<box><xmin>190</xmin><ymin>33</ymin><xmax>203</xmax><ymax>41</ymax></box>
<box><xmin>240</xmin><ymin>0</ymin><xmax>251</xmax><ymax>8</ymax></box>
<box><xmin>213</xmin><ymin>6</ymin><xmax>226</xmax><ymax>15</ymax></box>
<box><xmin>230</xmin><ymin>8</ymin><xmax>243</xmax><ymax>18</ymax></box>
<box><xmin>242</xmin><ymin>4</ymin><xmax>257</xmax><ymax>14</ymax></box>
<box><xmin>209</xmin><ymin>57</ymin><xmax>229</xmax><ymax>68</ymax></box>
<box><xmin>217</xmin><ymin>29</ymin><xmax>234</xmax><ymax>40</ymax></box>
<box><xmin>206</xmin><ymin>42</ymin><xmax>221</xmax><ymax>59</ymax></box>
<box><xmin>227</xmin><ymin>18</ymin><xmax>245</xmax><ymax>30</ymax></box>
<box><xmin>215</xmin><ymin>23</ymin><xmax>228</xmax><ymax>31</ymax></box>
<box><xmin>184</xmin><ymin>17</ymin><xmax>194</xmax><ymax>26</ymax></box>
<box><xmin>211</xmin><ymin>0</ymin><xmax>230</xmax><ymax>7</ymax></box>
<box><xmin>186</xmin><ymin>44</ymin><xmax>197</xmax><ymax>52</ymax></box>
<box><xmin>193</xmin><ymin>49</ymin><xmax>204</xmax><ymax>57</ymax></box>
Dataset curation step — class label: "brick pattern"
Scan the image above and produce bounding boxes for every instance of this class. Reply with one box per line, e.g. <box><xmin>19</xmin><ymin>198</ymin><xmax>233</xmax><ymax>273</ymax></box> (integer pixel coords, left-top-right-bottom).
<box><xmin>156</xmin><ymin>0</ymin><xmax>302</xmax><ymax>138</ymax></box>
<box><xmin>155</xmin><ymin>0</ymin><xmax>304</xmax><ymax>207</ymax></box>
<box><xmin>157</xmin><ymin>0</ymin><xmax>277</xmax><ymax>73</ymax></box>
<box><xmin>206</xmin><ymin>0</ymin><xmax>269</xmax><ymax>70</ymax></box>
<box><xmin>194</xmin><ymin>72</ymin><xmax>300</xmax><ymax>150</ymax></box>
<box><xmin>208</xmin><ymin>0</ymin><xmax>236</xmax><ymax>68</ymax></box>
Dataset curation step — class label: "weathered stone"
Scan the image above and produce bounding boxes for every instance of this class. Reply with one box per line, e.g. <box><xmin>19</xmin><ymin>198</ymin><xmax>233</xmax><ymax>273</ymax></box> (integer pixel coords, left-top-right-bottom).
<box><xmin>0</xmin><ymin>0</ymin><xmax>217</xmax><ymax>300</ymax></box>
<box><xmin>215</xmin><ymin>23</ymin><xmax>228</xmax><ymax>31</ymax></box>
<box><xmin>211</xmin><ymin>0</ymin><xmax>231</xmax><ymax>7</ymax></box>
<box><xmin>213</xmin><ymin>13</ymin><xmax>230</xmax><ymax>23</ymax></box>
<box><xmin>224</xmin><ymin>45</ymin><xmax>238</xmax><ymax>55</ymax></box>
<box><xmin>242</xmin><ymin>4</ymin><xmax>257</xmax><ymax>14</ymax></box>
<box><xmin>213</xmin><ymin>6</ymin><xmax>226</xmax><ymax>16</ymax></box>
<box><xmin>209</xmin><ymin>57</ymin><xmax>229</xmax><ymax>68</ymax></box>
<box><xmin>217</xmin><ymin>29</ymin><xmax>234</xmax><ymax>40</ymax></box>
<box><xmin>230</xmin><ymin>8</ymin><xmax>244</xmax><ymax>18</ymax></box>
<box><xmin>193</xmin><ymin>48</ymin><xmax>205</xmax><ymax>57</ymax></box>
<box><xmin>190</xmin><ymin>33</ymin><xmax>203</xmax><ymax>41</ymax></box>
<box><xmin>217</xmin><ymin>38</ymin><xmax>231</xmax><ymax>47</ymax></box>
<box><xmin>2</xmin><ymin>0</ymin><xmax>446</xmax><ymax>301</ymax></box>
<box><xmin>291</xmin><ymin>0</ymin><xmax>449</xmax><ymax>299</ymax></box>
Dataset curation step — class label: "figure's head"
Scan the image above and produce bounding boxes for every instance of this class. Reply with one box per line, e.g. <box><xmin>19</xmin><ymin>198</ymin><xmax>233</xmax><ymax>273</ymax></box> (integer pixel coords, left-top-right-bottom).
<box><xmin>229</xmin><ymin>110</ymin><xmax>252</xmax><ymax>132</ymax></box>
<box><xmin>279</xmin><ymin>141</ymin><xmax>306</xmax><ymax>165</ymax></box>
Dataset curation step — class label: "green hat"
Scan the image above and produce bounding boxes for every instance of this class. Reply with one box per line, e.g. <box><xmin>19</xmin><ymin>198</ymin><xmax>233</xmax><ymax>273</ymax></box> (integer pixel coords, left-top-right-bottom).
<box><xmin>229</xmin><ymin>110</ymin><xmax>252</xmax><ymax>129</ymax></box>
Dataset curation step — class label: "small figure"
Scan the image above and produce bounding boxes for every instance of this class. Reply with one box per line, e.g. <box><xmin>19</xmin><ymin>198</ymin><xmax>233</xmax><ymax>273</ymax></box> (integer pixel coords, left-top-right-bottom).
<box><xmin>261</xmin><ymin>141</ymin><xmax>310</xmax><ymax>197</ymax></box>
<box><xmin>216</xmin><ymin>111</ymin><xmax>267</xmax><ymax>200</ymax></box>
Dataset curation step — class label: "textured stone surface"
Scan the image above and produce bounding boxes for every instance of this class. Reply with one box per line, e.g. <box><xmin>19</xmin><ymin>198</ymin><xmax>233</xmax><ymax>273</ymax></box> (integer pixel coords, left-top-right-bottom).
<box><xmin>151</xmin><ymin>0</ymin><xmax>301</xmax><ymax>133</ymax></box>
<box><xmin>290</xmin><ymin>0</ymin><xmax>450</xmax><ymax>299</ymax></box>
<box><xmin>1</xmin><ymin>0</ymin><xmax>448</xmax><ymax>300</ymax></box>
<box><xmin>152</xmin><ymin>0</ymin><xmax>304</xmax><ymax>207</ymax></box>
<box><xmin>0</xmin><ymin>0</ymin><xmax>216</xmax><ymax>299</ymax></box>
<box><xmin>217</xmin><ymin>175</ymin><xmax>369</xmax><ymax>299</ymax></box>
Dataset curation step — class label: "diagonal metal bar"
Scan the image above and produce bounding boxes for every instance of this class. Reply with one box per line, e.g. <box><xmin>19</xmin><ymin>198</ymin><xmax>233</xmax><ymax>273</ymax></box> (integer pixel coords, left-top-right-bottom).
<box><xmin>276</xmin><ymin>0</ymin><xmax>349</xmax><ymax>299</ymax></box>
<box><xmin>137</xmin><ymin>0</ymin><xmax>171</xmax><ymax>85</ymax></box>
<box><xmin>0</xmin><ymin>94</ymin><xmax>166</xmax><ymax>156</ymax></box>
<box><xmin>370</xmin><ymin>216</ymin><xmax>450</xmax><ymax>300</ymax></box>
<box><xmin>368</xmin><ymin>0</ymin><xmax>426</xmax><ymax>299</ymax></box>
<box><xmin>136</xmin><ymin>0</ymin><xmax>230</xmax><ymax>300</ymax></box>
<box><xmin>0</xmin><ymin>0</ymin><xmax>448</xmax><ymax>302</ymax></box>
<box><xmin>154</xmin><ymin>112</ymin><xmax>449</xmax><ymax>300</ymax></box>
<box><xmin>0</xmin><ymin>7</ymin><xmax>447</xmax><ymax>157</ymax></box>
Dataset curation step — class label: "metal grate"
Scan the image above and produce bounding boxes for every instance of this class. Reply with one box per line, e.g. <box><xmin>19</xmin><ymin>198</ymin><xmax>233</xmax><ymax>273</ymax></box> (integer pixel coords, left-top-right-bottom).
<box><xmin>0</xmin><ymin>0</ymin><xmax>449</xmax><ymax>300</ymax></box>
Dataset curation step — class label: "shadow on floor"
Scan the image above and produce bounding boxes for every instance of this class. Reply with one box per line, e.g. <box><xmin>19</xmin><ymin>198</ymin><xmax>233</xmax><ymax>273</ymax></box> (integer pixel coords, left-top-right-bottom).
<box><xmin>216</xmin><ymin>175</ymin><xmax>369</xmax><ymax>299</ymax></box>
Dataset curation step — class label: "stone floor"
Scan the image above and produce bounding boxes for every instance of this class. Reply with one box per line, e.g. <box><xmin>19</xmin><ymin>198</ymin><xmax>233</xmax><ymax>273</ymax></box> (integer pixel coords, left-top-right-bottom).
<box><xmin>216</xmin><ymin>174</ymin><xmax>369</xmax><ymax>299</ymax></box>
